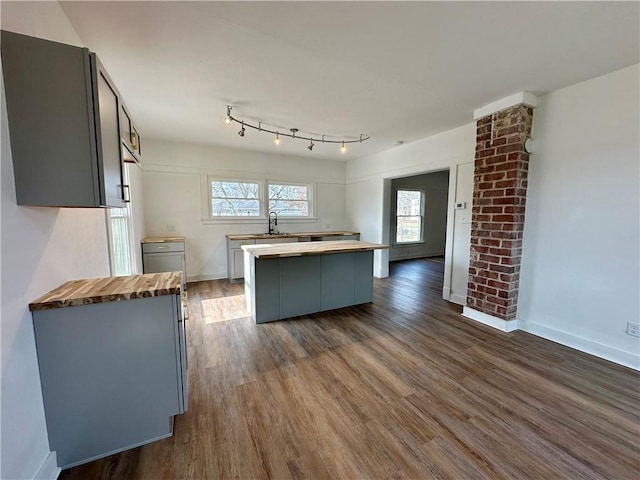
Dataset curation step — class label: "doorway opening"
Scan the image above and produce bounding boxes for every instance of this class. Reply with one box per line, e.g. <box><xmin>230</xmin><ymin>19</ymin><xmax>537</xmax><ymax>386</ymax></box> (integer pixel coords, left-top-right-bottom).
<box><xmin>388</xmin><ymin>170</ymin><xmax>449</xmax><ymax>265</ymax></box>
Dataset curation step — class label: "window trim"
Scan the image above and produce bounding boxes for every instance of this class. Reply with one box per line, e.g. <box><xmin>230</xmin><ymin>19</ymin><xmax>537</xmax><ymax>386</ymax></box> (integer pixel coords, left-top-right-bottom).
<box><xmin>208</xmin><ymin>177</ymin><xmax>265</xmax><ymax>219</ymax></box>
<box><xmin>393</xmin><ymin>188</ymin><xmax>425</xmax><ymax>245</ymax></box>
<box><xmin>266</xmin><ymin>180</ymin><xmax>314</xmax><ymax>219</ymax></box>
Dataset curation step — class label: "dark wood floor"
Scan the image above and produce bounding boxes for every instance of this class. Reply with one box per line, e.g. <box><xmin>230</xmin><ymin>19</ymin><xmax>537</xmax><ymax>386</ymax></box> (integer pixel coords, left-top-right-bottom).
<box><xmin>60</xmin><ymin>257</ymin><xmax>640</xmax><ymax>479</ymax></box>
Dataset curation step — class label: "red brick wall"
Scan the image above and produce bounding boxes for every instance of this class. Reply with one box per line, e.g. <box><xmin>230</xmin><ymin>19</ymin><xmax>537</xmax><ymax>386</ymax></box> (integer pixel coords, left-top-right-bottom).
<box><xmin>467</xmin><ymin>104</ymin><xmax>534</xmax><ymax>320</ymax></box>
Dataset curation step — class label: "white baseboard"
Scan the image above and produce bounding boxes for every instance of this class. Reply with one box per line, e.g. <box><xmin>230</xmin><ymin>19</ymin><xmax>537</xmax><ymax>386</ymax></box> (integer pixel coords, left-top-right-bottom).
<box><xmin>389</xmin><ymin>251</ymin><xmax>445</xmax><ymax>262</ymax></box>
<box><xmin>460</xmin><ymin>307</ymin><xmax>639</xmax><ymax>370</ymax></box>
<box><xmin>442</xmin><ymin>286</ymin><xmax>451</xmax><ymax>300</ymax></box>
<box><xmin>449</xmin><ymin>293</ymin><xmax>466</xmax><ymax>306</ymax></box>
<box><xmin>520</xmin><ymin>321</ymin><xmax>640</xmax><ymax>371</ymax></box>
<box><xmin>35</xmin><ymin>451</ymin><xmax>60</xmax><ymax>480</ymax></box>
<box><xmin>462</xmin><ymin>307</ymin><xmax>520</xmax><ymax>332</ymax></box>
<box><xmin>187</xmin><ymin>272</ymin><xmax>227</xmax><ymax>283</ymax></box>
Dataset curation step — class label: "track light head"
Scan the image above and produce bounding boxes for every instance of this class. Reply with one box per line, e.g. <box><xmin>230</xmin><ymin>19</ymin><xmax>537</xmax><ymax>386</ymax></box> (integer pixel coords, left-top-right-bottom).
<box><xmin>274</xmin><ymin>132</ymin><xmax>280</xmax><ymax>145</ymax></box>
<box><xmin>238</xmin><ymin>122</ymin><xmax>245</xmax><ymax>137</ymax></box>
<box><xmin>224</xmin><ymin>105</ymin><xmax>232</xmax><ymax>125</ymax></box>
<box><xmin>340</xmin><ymin>141</ymin><xmax>346</xmax><ymax>153</ymax></box>
<box><xmin>308</xmin><ymin>141</ymin><xmax>314</xmax><ymax>151</ymax></box>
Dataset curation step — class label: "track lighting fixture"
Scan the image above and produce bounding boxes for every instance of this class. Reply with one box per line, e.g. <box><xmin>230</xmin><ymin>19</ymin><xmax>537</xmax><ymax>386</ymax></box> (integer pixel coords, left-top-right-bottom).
<box><xmin>223</xmin><ymin>105</ymin><xmax>369</xmax><ymax>153</ymax></box>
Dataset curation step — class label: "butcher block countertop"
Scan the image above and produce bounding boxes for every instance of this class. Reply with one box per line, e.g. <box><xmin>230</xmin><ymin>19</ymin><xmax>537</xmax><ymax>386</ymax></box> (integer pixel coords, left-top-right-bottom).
<box><xmin>226</xmin><ymin>231</ymin><xmax>359</xmax><ymax>241</ymax></box>
<box><xmin>29</xmin><ymin>272</ymin><xmax>182</xmax><ymax>312</ymax></box>
<box><xmin>242</xmin><ymin>240</ymin><xmax>388</xmax><ymax>259</ymax></box>
<box><xmin>141</xmin><ymin>236</ymin><xmax>185</xmax><ymax>243</ymax></box>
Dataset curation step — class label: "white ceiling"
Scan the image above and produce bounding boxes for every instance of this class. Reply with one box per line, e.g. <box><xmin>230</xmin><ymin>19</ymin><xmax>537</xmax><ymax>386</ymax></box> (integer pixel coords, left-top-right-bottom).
<box><xmin>60</xmin><ymin>1</ymin><xmax>639</xmax><ymax>161</ymax></box>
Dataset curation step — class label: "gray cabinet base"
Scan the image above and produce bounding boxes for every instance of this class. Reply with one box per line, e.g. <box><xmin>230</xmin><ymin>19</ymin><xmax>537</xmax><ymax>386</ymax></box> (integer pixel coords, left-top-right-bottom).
<box><xmin>32</xmin><ymin>295</ymin><xmax>186</xmax><ymax>469</ymax></box>
<box><xmin>245</xmin><ymin>251</ymin><xmax>374</xmax><ymax>323</ymax></box>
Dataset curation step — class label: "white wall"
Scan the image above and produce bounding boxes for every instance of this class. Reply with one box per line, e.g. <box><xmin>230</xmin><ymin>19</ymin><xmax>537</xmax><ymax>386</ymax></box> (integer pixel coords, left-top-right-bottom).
<box><xmin>141</xmin><ymin>140</ymin><xmax>347</xmax><ymax>281</ymax></box>
<box><xmin>345</xmin><ymin>123</ymin><xmax>476</xmax><ymax>284</ymax></box>
<box><xmin>389</xmin><ymin>171</ymin><xmax>449</xmax><ymax>261</ymax></box>
<box><xmin>448</xmin><ymin>162</ymin><xmax>474</xmax><ymax>305</ymax></box>
<box><xmin>518</xmin><ymin>64</ymin><xmax>640</xmax><ymax>369</ymax></box>
<box><xmin>1</xmin><ymin>3</ymin><xmax>111</xmax><ymax>479</ymax></box>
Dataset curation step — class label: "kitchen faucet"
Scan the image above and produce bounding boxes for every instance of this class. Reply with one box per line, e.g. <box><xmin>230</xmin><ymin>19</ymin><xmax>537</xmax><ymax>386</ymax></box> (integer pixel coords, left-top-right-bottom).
<box><xmin>268</xmin><ymin>211</ymin><xmax>278</xmax><ymax>235</ymax></box>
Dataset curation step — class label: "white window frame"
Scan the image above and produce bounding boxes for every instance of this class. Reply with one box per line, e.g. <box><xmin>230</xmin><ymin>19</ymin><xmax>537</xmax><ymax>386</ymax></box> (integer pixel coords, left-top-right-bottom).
<box><xmin>266</xmin><ymin>180</ymin><xmax>314</xmax><ymax>219</ymax></box>
<box><xmin>393</xmin><ymin>188</ymin><xmax>425</xmax><ymax>245</ymax></box>
<box><xmin>201</xmin><ymin>175</ymin><xmax>317</xmax><ymax>224</ymax></box>
<box><xmin>106</xmin><ymin>164</ymin><xmax>136</xmax><ymax>276</ymax></box>
<box><xmin>207</xmin><ymin>177</ymin><xmax>265</xmax><ymax>220</ymax></box>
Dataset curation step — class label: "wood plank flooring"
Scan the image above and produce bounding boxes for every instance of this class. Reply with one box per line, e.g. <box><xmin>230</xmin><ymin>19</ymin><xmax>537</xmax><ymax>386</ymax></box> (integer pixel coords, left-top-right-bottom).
<box><xmin>60</xmin><ymin>257</ymin><xmax>640</xmax><ymax>479</ymax></box>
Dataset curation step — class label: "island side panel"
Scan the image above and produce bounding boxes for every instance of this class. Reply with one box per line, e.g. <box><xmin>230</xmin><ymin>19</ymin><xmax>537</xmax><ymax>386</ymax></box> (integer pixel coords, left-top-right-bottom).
<box><xmin>354</xmin><ymin>251</ymin><xmax>375</xmax><ymax>304</ymax></box>
<box><xmin>280</xmin><ymin>255</ymin><xmax>321</xmax><ymax>319</ymax></box>
<box><xmin>244</xmin><ymin>249</ymin><xmax>256</xmax><ymax>316</ymax></box>
<box><xmin>32</xmin><ymin>295</ymin><xmax>181</xmax><ymax>468</ymax></box>
<box><xmin>254</xmin><ymin>257</ymin><xmax>282</xmax><ymax>323</ymax></box>
<box><xmin>320</xmin><ymin>252</ymin><xmax>356</xmax><ymax>311</ymax></box>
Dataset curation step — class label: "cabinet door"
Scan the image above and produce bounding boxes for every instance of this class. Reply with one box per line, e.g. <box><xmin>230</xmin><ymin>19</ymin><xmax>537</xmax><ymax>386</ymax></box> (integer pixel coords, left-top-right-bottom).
<box><xmin>92</xmin><ymin>55</ymin><xmax>125</xmax><ymax>207</ymax></box>
<box><xmin>232</xmin><ymin>249</ymin><xmax>244</xmax><ymax>279</ymax></box>
<box><xmin>120</xmin><ymin>104</ymin><xmax>132</xmax><ymax>149</ymax></box>
<box><xmin>1</xmin><ymin>31</ymin><xmax>100</xmax><ymax>206</ymax></box>
<box><xmin>280</xmin><ymin>256</ymin><xmax>321</xmax><ymax>318</ymax></box>
<box><xmin>143</xmin><ymin>252</ymin><xmax>184</xmax><ymax>275</ymax></box>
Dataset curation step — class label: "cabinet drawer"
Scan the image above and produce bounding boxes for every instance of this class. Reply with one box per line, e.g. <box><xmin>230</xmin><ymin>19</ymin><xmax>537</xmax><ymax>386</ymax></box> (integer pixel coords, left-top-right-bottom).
<box><xmin>255</xmin><ymin>238</ymin><xmax>297</xmax><ymax>245</ymax></box>
<box><xmin>142</xmin><ymin>242</ymin><xmax>184</xmax><ymax>254</ymax></box>
<box><xmin>228</xmin><ymin>239</ymin><xmax>255</xmax><ymax>248</ymax></box>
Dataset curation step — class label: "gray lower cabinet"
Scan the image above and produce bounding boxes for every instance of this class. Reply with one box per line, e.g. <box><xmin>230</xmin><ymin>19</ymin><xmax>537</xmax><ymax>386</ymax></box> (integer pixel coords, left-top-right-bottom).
<box><xmin>1</xmin><ymin>30</ymin><xmax>134</xmax><ymax>207</ymax></box>
<box><xmin>227</xmin><ymin>239</ymin><xmax>256</xmax><ymax>282</ymax></box>
<box><xmin>227</xmin><ymin>237</ymin><xmax>295</xmax><ymax>282</ymax></box>
<box><xmin>142</xmin><ymin>241</ymin><xmax>186</xmax><ymax>289</ymax></box>
<box><xmin>32</xmin><ymin>294</ymin><xmax>187</xmax><ymax>469</ymax></box>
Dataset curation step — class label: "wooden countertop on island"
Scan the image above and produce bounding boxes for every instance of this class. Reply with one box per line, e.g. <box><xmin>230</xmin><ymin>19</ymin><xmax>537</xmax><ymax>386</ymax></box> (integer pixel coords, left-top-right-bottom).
<box><xmin>29</xmin><ymin>272</ymin><xmax>182</xmax><ymax>311</ymax></box>
<box><xmin>242</xmin><ymin>240</ymin><xmax>388</xmax><ymax>259</ymax></box>
<box><xmin>226</xmin><ymin>231</ymin><xmax>359</xmax><ymax>241</ymax></box>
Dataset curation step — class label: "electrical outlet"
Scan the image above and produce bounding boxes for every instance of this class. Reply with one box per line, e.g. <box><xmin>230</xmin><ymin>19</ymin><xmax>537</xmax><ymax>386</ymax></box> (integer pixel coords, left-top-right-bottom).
<box><xmin>166</xmin><ymin>224</ymin><xmax>175</xmax><ymax>232</ymax></box>
<box><xmin>627</xmin><ymin>322</ymin><xmax>640</xmax><ymax>337</ymax></box>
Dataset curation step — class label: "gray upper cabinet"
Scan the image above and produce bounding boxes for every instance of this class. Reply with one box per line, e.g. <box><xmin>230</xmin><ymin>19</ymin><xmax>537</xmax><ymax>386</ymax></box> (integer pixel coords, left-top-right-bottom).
<box><xmin>1</xmin><ymin>30</ymin><xmax>132</xmax><ymax>207</ymax></box>
<box><xmin>120</xmin><ymin>103</ymin><xmax>142</xmax><ymax>162</ymax></box>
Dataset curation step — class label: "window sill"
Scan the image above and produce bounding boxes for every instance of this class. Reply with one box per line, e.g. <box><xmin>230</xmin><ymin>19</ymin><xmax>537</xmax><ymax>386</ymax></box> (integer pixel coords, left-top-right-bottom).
<box><xmin>393</xmin><ymin>241</ymin><xmax>425</xmax><ymax>247</ymax></box>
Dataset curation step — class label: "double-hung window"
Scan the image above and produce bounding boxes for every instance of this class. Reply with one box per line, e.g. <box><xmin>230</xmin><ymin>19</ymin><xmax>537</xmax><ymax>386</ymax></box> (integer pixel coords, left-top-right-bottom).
<box><xmin>107</xmin><ymin>164</ymin><xmax>135</xmax><ymax>275</ymax></box>
<box><xmin>268</xmin><ymin>182</ymin><xmax>311</xmax><ymax>217</ymax></box>
<box><xmin>395</xmin><ymin>189</ymin><xmax>424</xmax><ymax>244</ymax></box>
<box><xmin>210</xmin><ymin>180</ymin><xmax>261</xmax><ymax>217</ymax></box>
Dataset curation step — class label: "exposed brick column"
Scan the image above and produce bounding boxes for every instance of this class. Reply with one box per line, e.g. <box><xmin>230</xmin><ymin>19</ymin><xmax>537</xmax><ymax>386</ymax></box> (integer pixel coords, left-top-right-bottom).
<box><xmin>467</xmin><ymin>104</ymin><xmax>534</xmax><ymax>320</ymax></box>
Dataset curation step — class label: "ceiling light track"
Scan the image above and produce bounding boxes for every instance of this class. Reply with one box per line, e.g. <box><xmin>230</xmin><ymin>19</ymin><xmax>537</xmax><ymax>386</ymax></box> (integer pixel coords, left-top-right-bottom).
<box><xmin>224</xmin><ymin>105</ymin><xmax>370</xmax><ymax>153</ymax></box>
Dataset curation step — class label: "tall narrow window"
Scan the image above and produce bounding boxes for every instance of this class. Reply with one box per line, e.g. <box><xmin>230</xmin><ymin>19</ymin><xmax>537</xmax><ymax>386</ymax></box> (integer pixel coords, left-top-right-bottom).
<box><xmin>108</xmin><ymin>164</ymin><xmax>135</xmax><ymax>275</ymax></box>
<box><xmin>268</xmin><ymin>182</ymin><xmax>311</xmax><ymax>217</ymax></box>
<box><xmin>395</xmin><ymin>189</ymin><xmax>424</xmax><ymax>243</ymax></box>
<box><xmin>211</xmin><ymin>180</ymin><xmax>261</xmax><ymax>217</ymax></box>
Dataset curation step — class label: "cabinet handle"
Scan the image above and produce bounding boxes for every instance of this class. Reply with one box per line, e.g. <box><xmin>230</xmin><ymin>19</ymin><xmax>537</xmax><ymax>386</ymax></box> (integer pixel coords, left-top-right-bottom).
<box><xmin>130</xmin><ymin>132</ymin><xmax>139</xmax><ymax>151</ymax></box>
<box><xmin>123</xmin><ymin>184</ymin><xmax>130</xmax><ymax>203</ymax></box>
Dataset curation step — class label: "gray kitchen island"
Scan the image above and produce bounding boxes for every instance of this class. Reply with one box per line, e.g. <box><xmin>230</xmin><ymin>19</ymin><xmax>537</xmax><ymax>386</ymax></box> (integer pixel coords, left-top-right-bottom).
<box><xmin>242</xmin><ymin>240</ymin><xmax>389</xmax><ymax>323</ymax></box>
